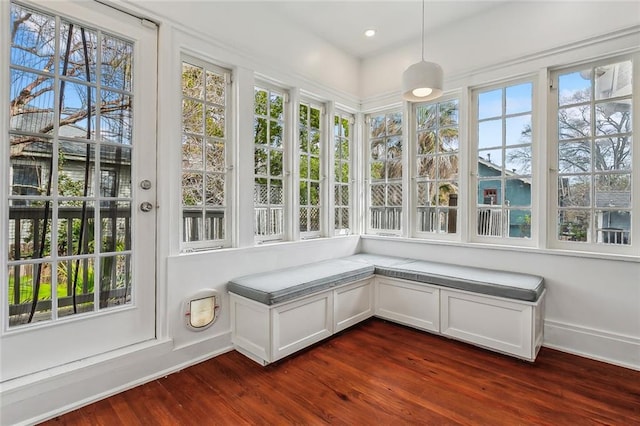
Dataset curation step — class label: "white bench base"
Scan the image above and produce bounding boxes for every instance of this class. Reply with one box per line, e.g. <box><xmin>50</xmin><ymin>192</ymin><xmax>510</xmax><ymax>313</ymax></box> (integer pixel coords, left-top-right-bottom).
<box><xmin>230</xmin><ymin>276</ymin><xmax>545</xmax><ymax>365</ymax></box>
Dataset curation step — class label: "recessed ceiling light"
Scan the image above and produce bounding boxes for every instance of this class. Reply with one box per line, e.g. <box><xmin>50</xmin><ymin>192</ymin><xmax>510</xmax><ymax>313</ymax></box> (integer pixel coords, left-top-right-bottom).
<box><xmin>364</xmin><ymin>29</ymin><xmax>376</xmax><ymax>38</ymax></box>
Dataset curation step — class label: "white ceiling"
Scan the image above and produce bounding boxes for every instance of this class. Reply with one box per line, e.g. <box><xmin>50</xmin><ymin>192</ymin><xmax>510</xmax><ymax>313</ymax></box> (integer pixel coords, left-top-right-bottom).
<box><xmin>268</xmin><ymin>1</ymin><xmax>508</xmax><ymax>59</ymax></box>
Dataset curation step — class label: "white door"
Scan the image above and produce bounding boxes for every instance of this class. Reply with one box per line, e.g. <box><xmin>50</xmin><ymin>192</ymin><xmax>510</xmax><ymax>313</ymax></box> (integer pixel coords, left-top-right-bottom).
<box><xmin>2</xmin><ymin>0</ymin><xmax>157</xmax><ymax>381</ymax></box>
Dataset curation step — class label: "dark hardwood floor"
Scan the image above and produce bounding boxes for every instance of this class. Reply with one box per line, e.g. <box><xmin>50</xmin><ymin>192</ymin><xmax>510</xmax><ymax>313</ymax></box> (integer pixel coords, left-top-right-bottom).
<box><xmin>42</xmin><ymin>318</ymin><xmax>640</xmax><ymax>425</ymax></box>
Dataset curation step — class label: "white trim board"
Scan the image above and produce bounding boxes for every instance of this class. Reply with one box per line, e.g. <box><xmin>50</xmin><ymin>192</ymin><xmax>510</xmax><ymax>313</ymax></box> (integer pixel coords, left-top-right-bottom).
<box><xmin>543</xmin><ymin>320</ymin><xmax>640</xmax><ymax>372</ymax></box>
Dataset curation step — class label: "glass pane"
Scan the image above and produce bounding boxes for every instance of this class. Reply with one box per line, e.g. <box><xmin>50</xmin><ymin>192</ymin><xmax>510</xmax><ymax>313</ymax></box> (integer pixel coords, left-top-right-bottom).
<box><xmin>417</xmin><ymin>131</ymin><xmax>436</xmax><ymax>155</ymax></box>
<box><xmin>509</xmin><ymin>209</ymin><xmax>531</xmax><ymax>238</ymax></box>
<box><xmin>386</xmin><ymin>112</ymin><xmax>402</xmax><ymax>135</ymax></box>
<box><xmin>595</xmin><ymin>61</ymin><xmax>632</xmax><ymax>100</ymax></box>
<box><xmin>310</xmin><ymin>156</ymin><xmax>320</xmax><ymax>180</ymax></box>
<box><xmin>479</xmin><ymin>119</ymin><xmax>502</xmax><ymax>149</ymax></box>
<box><xmin>596</xmin><ymin>211</ymin><xmax>630</xmax><ymax>245</ymax></box>
<box><xmin>205</xmin><ymin>70</ymin><xmax>225</xmax><ymax>105</ymax></box>
<box><xmin>310</xmin><ymin>130</ymin><xmax>320</xmax><ymax>155</ymax></box>
<box><xmin>340</xmin><ymin>137</ymin><xmax>350</xmax><ymax>159</ymax></box>
<box><xmin>8</xmin><ymin>262</ymin><xmax>54</xmax><ymax>326</ymax></box>
<box><xmin>477</xmin><ymin>208</ymin><xmax>503</xmax><ymax>236</ymax></box>
<box><xmin>417</xmin><ymin>182</ymin><xmax>429</xmax><ymax>205</ymax></box>
<box><xmin>505</xmin><ymin>114</ymin><xmax>531</xmax><ymax>145</ymax></box>
<box><xmin>59</xmin><ymin>200</ymin><xmax>95</xmax><ymax>255</ymax></box>
<box><xmin>205</xmin><ymin>209</ymin><xmax>224</xmax><ymax>240</ymax></box>
<box><xmin>559</xmin><ymin>105</ymin><xmax>591</xmax><ymax>140</ymax></box>
<box><xmin>299</xmin><ymin>207</ymin><xmax>308</xmax><ymax>231</ymax></box>
<box><xmin>595</xmin><ymin>174</ymin><xmax>631</xmax><ymax>208</ymax></box>
<box><xmin>595</xmin><ymin>100</ymin><xmax>631</xmax><ymax>136</ymax></box>
<box><xmin>438</xmin><ymin>155</ymin><xmax>459</xmax><ymax>180</ymax></box>
<box><xmin>439</xmin><ymin>100</ymin><xmax>459</xmax><ymax>127</ymax></box>
<box><xmin>370</xmin><ymin>115</ymin><xmax>385</xmax><ymax>137</ymax></box>
<box><xmin>310</xmin><ymin>107</ymin><xmax>320</xmax><ymax>129</ymax></box>
<box><xmin>100</xmin><ymin>90</ymin><xmax>131</xmax><ymax>144</ymax></box>
<box><xmin>478</xmin><ymin>89</ymin><xmax>502</xmax><ymax>119</ymax></box>
<box><xmin>100</xmin><ymin>201</ymin><xmax>130</xmax><ymax>252</ymax></box>
<box><xmin>254</xmin><ymin>147</ymin><xmax>267</xmax><ymax>175</ymax></box>
<box><xmin>270</xmin><ymin>121</ymin><xmax>283</xmax><ymax>147</ymax></box>
<box><xmin>182</xmin><ymin>135</ymin><xmax>203</xmax><ymax>170</ymax></box>
<box><xmin>310</xmin><ymin>182</ymin><xmax>320</xmax><ymax>206</ymax></box>
<box><xmin>269</xmin><ymin>92</ymin><xmax>283</xmax><ymax>120</ymax></box>
<box><xmin>438</xmin><ymin>185</ymin><xmax>458</xmax><ymax>207</ymax></box>
<box><xmin>205</xmin><ymin>139</ymin><xmax>224</xmax><ymax>172</ymax></box>
<box><xmin>10</xmin><ymin>4</ymin><xmax>56</xmax><ymax>73</ymax></box>
<box><xmin>559</xmin><ymin>141</ymin><xmax>591</xmax><ymax>173</ymax></box>
<box><xmin>559</xmin><ymin>70</ymin><xmax>591</xmax><ymax>106</ymax></box>
<box><xmin>478</xmin><ymin>149</ymin><xmax>503</xmax><ymax>173</ymax></box>
<box><xmin>205</xmin><ymin>106</ymin><xmax>225</xmax><ymax>138</ymax></box>
<box><xmin>595</xmin><ymin>137</ymin><xmax>631</xmax><ymax>171</ymax></box>
<box><xmin>417</xmin><ymin>104</ymin><xmax>436</xmax><ymax>129</ymax></box>
<box><xmin>300</xmin><ymin>154</ymin><xmax>308</xmax><ymax>179</ymax></box>
<box><xmin>386</xmin><ymin>136</ymin><xmax>402</xmax><ymax>160</ymax></box>
<box><xmin>371</xmin><ymin>184</ymin><xmax>385</xmax><ymax>206</ymax></box>
<box><xmin>59</xmin><ymin>82</ymin><xmax>96</xmax><ymax>139</ymax></box>
<box><xmin>57</xmin><ymin>141</ymin><xmax>95</xmax><ymax>197</ymax></box>
<box><xmin>558</xmin><ymin>210</ymin><xmax>589</xmax><ymax>242</ymax></box>
<box><xmin>505</xmin><ymin>179</ymin><xmax>531</xmax><ymax>207</ymax></box>
<box><xmin>254</xmin><ymin>178</ymin><xmax>268</xmax><ymax>204</ymax></box>
<box><xmin>254</xmin><ymin>118</ymin><xmax>267</xmax><ymax>145</ymax></box>
<box><xmin>205</xmin><ymin>173</ymin><xmax>224</xmax><ymax>206</ymax></box>
<box><xmin>99</xmin><ymin>145</ymin><xmax>131</xmax><ymax>198</ymax></box>
<box><xmin>299</xmin><ymin>104</ymin><xmax>308</xmax><ymax>126</ymax></box>
<box><xmin>336</xmin><ymin>160</ymin><xmax>349</xmax><ymax>183</ymax></box>
<box><xmin>478</xmin><ymin>180</ymin><xmax>501</xmax><ymax>205</ymax></box>
<box><xmin>99</xmin><ymin>254</ymin><xmax>131</xmax><ymax>309</ymax></box>
<box><xmin>101</xmin><ymin>35</ymin><xmax>132</xmax><ymax>92</ymax></box>
<box><xmin>57</xmin><ymin>258</ymin><xmax>96</xmax><ymax>318</ymax></box>
<box><xmin>269</xmin><ymin>150</ymin><xmax>283</xmax><ymax>177</ymax></box>
<box><xmin>182</xmin><ymin>172</ymin><xmax>203</xmax><ymax>206</ymax></box>
<box><xmin>439</xmin><ymin>127</ymin><xmax>459</xmax><ymax>152</ymax></box>
<box><xmin>388</xmin><ymin>184</ymin><xmax>402</xmax><ymax>206</ymax></box>
<box><xmin>558</xmin><ymin>175</ymin><xmax>590</xmax><ymax>207</ymax></box>
<box><xmin>417</xmin><ymin>157</ymin><xmax>436</xmax><ymax>179</ymax></box>
<box><xmin>506</xmin><ymin>83</ymin><xmax>532</xmax><ymax>115</ymax></box>
<box><xmin>8</xmin><ymin>204</ymin><xmax>52</xmax><ymax>260</ymax></box>
<box><xmin>254</xmin><ymin>88</ymin><xmax>267</xmax><ymax>115</ymax></box>
<box><xmin>10</xmin><ymin>69</ymin><xmax>55</xmax><ymax>133</ymax></box>
<box><xmin>341</xmin><ymin>117</ymin><xmax>350</xmax><ymax>138</ymax></box>
<box><xmin>182</xmin><ymin>63</ymin><xmax>204</xmax><ymax>99</ymax></box>
<box><xmin>309</xmin><ymin>207</ymin><xmax>320</xmax><ymax>231</ymax></box>
<box><xmin>270</xmin><ymin>179</ymin><xmax>283</xmax><ymax>204</ymax></box>
<box><xmin>370</xmin><ymin>138</ymin><xmax>384</xmax><ymax>161</ymax></box>
<box><xmin>300</xmin><ymin>181</ymin><xmax>308</xmax><ymax>205</ymax></box>
<box><xmin>370</xmin><ymin>161</ymin><xmax>384</xmax><ymax>181</ymax></box>
<box><xmin>505</xmin><ymin>146</ymin><xmax>531</xmax><ymax>175</ymax></box>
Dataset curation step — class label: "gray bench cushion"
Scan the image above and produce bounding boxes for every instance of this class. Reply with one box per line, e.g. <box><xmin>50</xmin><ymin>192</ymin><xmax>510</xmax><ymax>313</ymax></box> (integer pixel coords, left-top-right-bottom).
<box><xmin>372</xmin><ymin>258</ymin><xmax>543</xmax><ymax>302</ymax></box>
<box><xmin>227</xmin><ymin>258</ymin><xmax>375</xmax><ymax>305</ymax></box>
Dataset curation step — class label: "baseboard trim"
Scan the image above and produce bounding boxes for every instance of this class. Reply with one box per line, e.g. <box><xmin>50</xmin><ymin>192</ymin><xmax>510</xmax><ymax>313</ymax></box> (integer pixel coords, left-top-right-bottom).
<box><xmin>543</xmin><ymin>320</ymin><xmax>640</xmax><ymax>371</ymax></box>
<box><xmin>1</xmin><ymin>332</ymin><xmax>233</xmax><ymax>426</ymax></box>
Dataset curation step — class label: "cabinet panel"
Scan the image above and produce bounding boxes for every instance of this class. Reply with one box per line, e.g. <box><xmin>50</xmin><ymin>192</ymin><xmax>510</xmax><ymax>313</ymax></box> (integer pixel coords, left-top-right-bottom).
<box><xmin>440</xmin><ymin>289</ymin><xmax>533</xmax><ymax>359</ymax></box>
<box><xmin>272</xmin><ymin>292</ymin><xmax>333</xmax><ymax>361</ymax></box>
<box><xmin>375</xmin><ymin>277</ymin><xmax>439</xmax><ymax>332</ymax></box>
<box><xmin>334</xmin><ymin>279</ymin><xmax>374</xmax><ymax>332</ymax></box>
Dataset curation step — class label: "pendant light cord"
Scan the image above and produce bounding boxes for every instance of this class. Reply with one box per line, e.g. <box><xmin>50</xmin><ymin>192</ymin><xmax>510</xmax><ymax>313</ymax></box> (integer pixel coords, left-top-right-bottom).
<box><xmin>421</xmin><ymin>0</ymin><xmax>425</xmax><ymax>61</ymax></box>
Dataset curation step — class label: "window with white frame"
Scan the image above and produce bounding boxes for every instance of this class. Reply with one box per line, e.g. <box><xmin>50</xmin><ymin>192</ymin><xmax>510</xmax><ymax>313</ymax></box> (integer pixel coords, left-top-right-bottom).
<box><xmin>334</xmin><ymin>111</ymin><xmax>353</xmax><ymax>235</ymax></box>
<box><xmin>414</xmin><ymin>99</ymin><xmax>460</xmax><ymax>235</ymax></box>
<box><xmin>552</xmin><ymin>58</ymin><xmax>633</xmax><ymax>247</ymax></box>
<box><xmin>254</xmin><ymin>85</ymin><xmax>287</xmax><ymax>241</ymax></box>
<box><xmin>367</xmin><ymin>110</ymin><xmax>403</xmax><ymax>233</ymax></box>
<box><xmin>298</xmin><ymin>101</ymin><xmax>322</xmax><ymax>237</ymax></box>
<box><xmin>473</xmin><ymin>81</ymin><xmax>533</xmax><ymax>240</ymax></box>
<box><xmin>181</xmin><ymin>59</ymin><xmax>230</xmax><ymax>248</ymax></box>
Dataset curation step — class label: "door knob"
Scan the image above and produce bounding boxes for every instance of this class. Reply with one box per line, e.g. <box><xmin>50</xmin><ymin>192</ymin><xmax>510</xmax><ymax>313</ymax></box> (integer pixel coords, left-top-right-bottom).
<box><xmin>140</xmin><ymin>201</ymin><xmax>153</xmax><ymax>212</ymax></box>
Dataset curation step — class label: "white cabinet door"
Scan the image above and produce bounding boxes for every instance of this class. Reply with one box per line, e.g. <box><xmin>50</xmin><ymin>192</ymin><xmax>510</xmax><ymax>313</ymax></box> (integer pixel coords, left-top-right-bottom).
<box><xmin>440</xmin><ymin>289</ymin><xmax>534</xmax><ymax>360</ymax></box>
<box><xmin>375</xmin><ymin>277</ymin><xmax>440</xmax><ymax>332</ymax></box>
<box><xmin>334</xmin><ymin>278</ymin><xmax>374</xmax><ymax>332</ymax></box>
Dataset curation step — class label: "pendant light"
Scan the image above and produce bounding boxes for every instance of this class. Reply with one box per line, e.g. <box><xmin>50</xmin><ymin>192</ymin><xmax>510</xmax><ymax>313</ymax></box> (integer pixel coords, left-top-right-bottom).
<box><xmin>402</xmin><ymin>0</ymin><xmax>443</xmax><ymax>102</ymax></box>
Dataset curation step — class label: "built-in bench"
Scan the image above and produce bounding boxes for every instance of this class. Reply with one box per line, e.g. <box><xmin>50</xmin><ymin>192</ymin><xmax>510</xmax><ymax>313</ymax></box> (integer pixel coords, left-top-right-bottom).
<box><xmin>228</xmin><ymin>253</ymin><xmax>545</xmax><ymax>365</ymax></box>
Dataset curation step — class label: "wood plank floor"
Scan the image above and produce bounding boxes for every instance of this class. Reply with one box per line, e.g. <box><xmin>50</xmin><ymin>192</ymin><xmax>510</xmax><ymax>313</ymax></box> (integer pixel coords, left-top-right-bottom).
<box><xmin>42</xmin><ymin>319</ymin><xmax>640</xmax><ymax>425</ymax></box>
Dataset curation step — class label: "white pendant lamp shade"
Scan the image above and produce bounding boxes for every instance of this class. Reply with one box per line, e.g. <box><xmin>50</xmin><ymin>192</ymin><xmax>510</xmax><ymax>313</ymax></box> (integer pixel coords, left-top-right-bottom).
<box><xmin>402</xmin><ymin>60</ymin><xmax>443</xmax><ymax>102</ymax></box>
<box><xmin>402</xmin><ymin>0</ymin><xmax>443</xmax><ymax>102</ymax></box>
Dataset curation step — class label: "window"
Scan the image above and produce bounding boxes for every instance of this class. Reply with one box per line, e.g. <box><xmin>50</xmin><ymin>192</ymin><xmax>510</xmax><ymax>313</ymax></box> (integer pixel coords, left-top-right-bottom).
<box><xmin>414</xmin><ymin>99</ymin><xmax>459</xmax><ymax>236</ymax></box>
<box><xmin>181</xmin><ymin>58</ymin><xmax>230</xmax><ymax>248</ymax></box>
<box><xmin>334</xmin><ymin>111</ymin><xmax>353</xmax><ymax>235</ymax></box>
<box><xmin>367</xmin><ymin>110</ymin><xmax>403</xmax><ymax>233</ymax></box>
<box><xmin>474</xmin><ymin>81</ymin><xmax>533</xmax><ymax>240</ymax></box>
<box><xmin>254</xmin><ymin>85</ymin><xmax>287</xmax><ymax>241</ymax></box>
<box><xmin>298</xmin><ymin>101</ymin><xmax>322</xmax><ymax>237</ymax></box>
<box><xmin>553</xmin><ymin>58</ymin><xmax>633</xmax><ymax>247</ymax></box>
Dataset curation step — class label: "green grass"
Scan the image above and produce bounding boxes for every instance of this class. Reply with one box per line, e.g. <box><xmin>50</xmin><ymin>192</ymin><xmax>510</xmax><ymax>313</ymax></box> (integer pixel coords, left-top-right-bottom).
<box><xmin>8</xmin><ymin>276</ymin><xmax>90</xmax><ymax>304</ymax></box>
